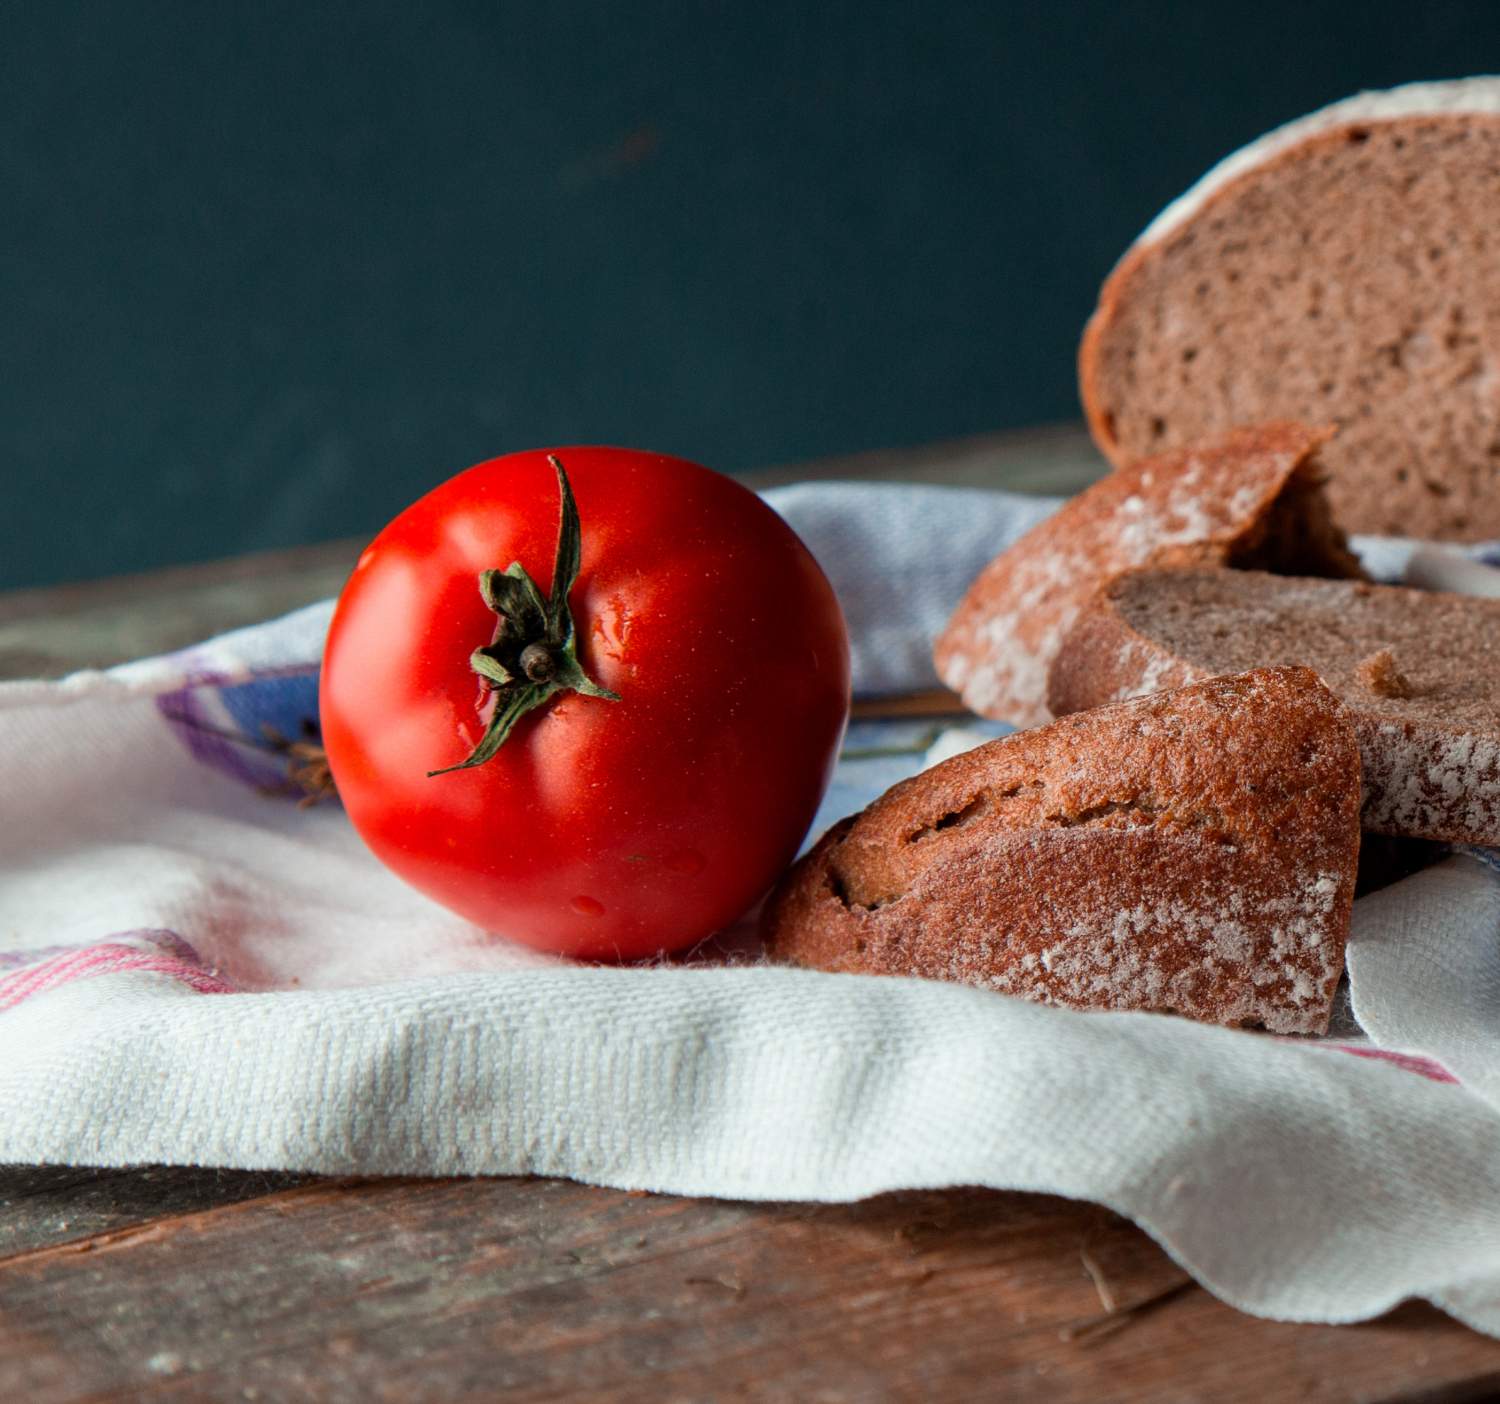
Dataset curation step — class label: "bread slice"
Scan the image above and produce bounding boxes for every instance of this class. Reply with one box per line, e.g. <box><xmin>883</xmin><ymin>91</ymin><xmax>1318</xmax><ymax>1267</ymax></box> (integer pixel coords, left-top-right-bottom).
<box><xmin>1049</xmin><ymin>568</ymin><xmax>1500</xmax><ymax>845</ymax></box>
<box><xmin>933</xmin><ymin>422</ymin><xmax>1362</xmax><ymax>727</ymax></box>
<box><xmin>1080</xmin><ymin>78</ymin><xmax>1500</xmax><ymax>542</ymax></box>
<box><xmin>764</xmin><ymin>667</ymin><xmax>1360</xmax><ymax>1034</ymax></box>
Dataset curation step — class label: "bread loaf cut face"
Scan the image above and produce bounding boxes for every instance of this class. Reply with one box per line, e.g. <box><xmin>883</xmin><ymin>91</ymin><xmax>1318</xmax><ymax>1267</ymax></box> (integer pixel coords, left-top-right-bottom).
<box><xmin>763</xmin><ymin>667</ymin><xmax>1360</xmax><ymax>1035</ymax></box>
<box><xmin>1049</xmin><ymin>568</ymin><xmax>1500</xmax><ymax>845</ymax></box>
<box><xmin>1080</xmin><ymin>79</ymin><xmax>1500</xmax><ymax>542</ymax></box>
<box><xmin>934</xmin><ymin>422</ymin><xmax>1361</xmax><ymax>727</ymax></box>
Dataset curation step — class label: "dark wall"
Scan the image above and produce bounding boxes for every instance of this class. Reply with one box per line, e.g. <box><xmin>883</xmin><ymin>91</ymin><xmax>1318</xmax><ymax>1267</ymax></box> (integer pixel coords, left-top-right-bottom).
<box><xmin>6</xmin><ymin>2</ymin><xmax>1499</xmax><ymax>590</ymax></box>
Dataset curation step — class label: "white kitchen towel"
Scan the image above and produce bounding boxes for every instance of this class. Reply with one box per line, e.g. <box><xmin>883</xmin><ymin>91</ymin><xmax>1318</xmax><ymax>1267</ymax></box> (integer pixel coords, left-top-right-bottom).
<box><xmin>4</xmin><ymin>481</ymin><xmax>1500</xmax><ymax>1339</ymax></box>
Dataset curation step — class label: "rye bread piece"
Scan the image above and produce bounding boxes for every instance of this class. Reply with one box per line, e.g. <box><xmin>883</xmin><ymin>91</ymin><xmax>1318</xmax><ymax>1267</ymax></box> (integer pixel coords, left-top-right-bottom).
<box><xmin>1049</xmin><ymin>568</ymin><xmax>1500</xmax><ymax>845</ymax></box>
<box><xmin>934</xmin><ymin>421</ymin><xmax>1361</xmax><ymax>727</ymax></box>
<box><xmin>763</xmin><ymin>667</ymin><xmax>1360</xmax><ymax>1035</ymax></box>
<box><xmin>1080</xmin><ymin>78</ymin><xmax>1500</xmax><ymax>542</ymax></box>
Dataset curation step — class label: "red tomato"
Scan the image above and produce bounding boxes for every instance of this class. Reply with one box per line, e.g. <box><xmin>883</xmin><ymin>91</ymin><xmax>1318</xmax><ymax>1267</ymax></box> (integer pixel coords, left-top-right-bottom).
<box><xmin>320</xmin><ymin>447</ymin><xmax>850</xmax><ymax>960</ymax></box>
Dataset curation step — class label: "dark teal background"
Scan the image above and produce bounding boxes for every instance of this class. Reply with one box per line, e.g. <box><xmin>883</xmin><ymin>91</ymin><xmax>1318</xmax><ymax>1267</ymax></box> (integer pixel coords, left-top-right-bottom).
<box><xmin>6</xmin><ymin>2</ymin><xmax>1499</xmax><ymax>589</ymax></box>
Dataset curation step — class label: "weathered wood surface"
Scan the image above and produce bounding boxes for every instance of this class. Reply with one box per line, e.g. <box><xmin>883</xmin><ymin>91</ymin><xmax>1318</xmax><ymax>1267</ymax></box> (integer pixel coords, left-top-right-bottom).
<box><xmin>5</xmin><ymin>422</ymin><xmax>1499</xmax><ymax>1400</ymax></box>
<box><xmin>1</xmin><ymin>1176</ymin><xmax>1498</xmax><ymax>1403</ymax></box>
<box><xmin>0</xmin><ymin>1167</ymin><xmax>311</xmax><ymax>1258</ymax></box>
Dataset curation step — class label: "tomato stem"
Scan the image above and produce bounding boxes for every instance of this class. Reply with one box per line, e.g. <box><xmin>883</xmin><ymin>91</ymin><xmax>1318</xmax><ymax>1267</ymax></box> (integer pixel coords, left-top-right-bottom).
<box><xmin>428</xmin><ymin>455</ymin><xmax>619</xmax><ymax>777</ymax></box>
<box><xmin>519</xmin><ymin>643</ymin><xmax>558</xmax><ymax>683</ymax></box>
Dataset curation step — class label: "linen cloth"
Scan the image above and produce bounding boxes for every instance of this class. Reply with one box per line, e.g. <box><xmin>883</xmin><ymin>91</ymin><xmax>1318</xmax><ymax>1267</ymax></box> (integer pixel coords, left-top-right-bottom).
<box><xmin>4</xmin><ymin>481</ymin><xmax>1500</xmax><ymax>1337</ymax></box>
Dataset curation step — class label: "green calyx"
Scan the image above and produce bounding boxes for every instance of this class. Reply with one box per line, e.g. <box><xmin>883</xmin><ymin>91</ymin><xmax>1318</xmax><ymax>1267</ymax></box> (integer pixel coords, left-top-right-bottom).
<box><xmin>428</xmin><ymin>455</ymin><xmax>619</xmax><ymax>777</ymax></box>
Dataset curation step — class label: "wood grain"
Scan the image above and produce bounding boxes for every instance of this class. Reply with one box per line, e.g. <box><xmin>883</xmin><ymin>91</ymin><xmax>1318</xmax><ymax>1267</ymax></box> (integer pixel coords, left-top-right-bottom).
<box><xmin>0</xmin><ymin>1167</ymin><xmax>311</xmax><ymax>1258</ymax></box>
<box><xmin>0</xmin><ymin>1180</ymin><xmax>1495</xmax><ymax>1403</ymax></box>
<box><xmin>852</xmin><ymin>688</ymin><xmax>967</xmax><ymax>719</ymax></box>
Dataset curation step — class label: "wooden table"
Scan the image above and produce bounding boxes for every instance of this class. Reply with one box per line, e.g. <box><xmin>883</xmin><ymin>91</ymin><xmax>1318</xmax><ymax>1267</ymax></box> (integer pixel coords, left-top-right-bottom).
<box><xmin>4</xmin><ymin>425</ymin><xmax>1498</xmax><ymax>1402</ymax></box>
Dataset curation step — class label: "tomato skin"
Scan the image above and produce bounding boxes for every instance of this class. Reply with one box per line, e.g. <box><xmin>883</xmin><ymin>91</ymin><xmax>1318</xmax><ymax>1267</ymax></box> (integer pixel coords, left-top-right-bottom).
<box><xmin>320</xmin><ymin>447</ymin><xmax>850</xmax><ymax>960</ymax></box>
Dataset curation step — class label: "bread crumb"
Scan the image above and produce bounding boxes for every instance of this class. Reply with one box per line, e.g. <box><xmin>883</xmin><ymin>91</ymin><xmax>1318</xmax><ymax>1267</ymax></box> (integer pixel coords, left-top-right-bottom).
<box><xmin>1355</xmin><ymin>648</ymin><xmax>1414</xmax><ymax>699</ymax></box>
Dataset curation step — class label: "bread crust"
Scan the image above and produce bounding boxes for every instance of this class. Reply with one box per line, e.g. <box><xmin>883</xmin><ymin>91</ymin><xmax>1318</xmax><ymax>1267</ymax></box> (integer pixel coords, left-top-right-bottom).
<box><xmin>1079</xmin><ymin>101</ymin><xmax>1500</xmax><ymax>540</ymax></box>
<box><xmin>933</xmin><ymin>422</ymin><xmax>1357</xmax><ymax>727</ymax></box>
<box><xmin>763</xmin><ymin>667</ymin><xmax>1361</xmax><ymax>1035</ymax></box>
<box><xmin>1049</xmin><ymin>569</ymin><xmax>1500</xmax><ymax>845</ymax></box>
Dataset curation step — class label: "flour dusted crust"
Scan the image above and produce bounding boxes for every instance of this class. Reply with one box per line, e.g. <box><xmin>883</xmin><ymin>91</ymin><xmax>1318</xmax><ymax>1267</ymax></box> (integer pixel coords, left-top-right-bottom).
<box><xmin>1080</xmin><ymin>78</ymin><xmax>1500</xmax><ymax>541</ymax></box>
<box><xmin>1049</xmin><ymin>568</ymin><xmax>1500</xmax><ymax>845</ymax></box>
<box><xmin>763</xmin><ymin>667</ymin><xmax>1360</xmax><ymax>1035</ymax></box>
<box><xmin>932</xmin><ymin>422</ymin><xmax>1360</xmax><ymax>727</ymax></box>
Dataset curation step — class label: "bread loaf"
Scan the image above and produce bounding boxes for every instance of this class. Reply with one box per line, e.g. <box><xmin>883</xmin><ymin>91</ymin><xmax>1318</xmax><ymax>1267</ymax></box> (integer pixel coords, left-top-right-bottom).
<box><xmin>933</xmin><ymin>422</ymin><xmax>1361</xmax><ymax>727</ymax></box>
<box><xmin>1080</xmin><ymin>78</ymin><xmax>1500</xmax><ymax>541</ymax></box>
<box><xmin>1049</xmin><ymin>568</ymin><xmax>1500</xmax><ymax>845</ymax></box>
<box><xmin>763</xmin><ymin>667</ymin><xmax>1361</xmax><ymax>1035</ymax></box>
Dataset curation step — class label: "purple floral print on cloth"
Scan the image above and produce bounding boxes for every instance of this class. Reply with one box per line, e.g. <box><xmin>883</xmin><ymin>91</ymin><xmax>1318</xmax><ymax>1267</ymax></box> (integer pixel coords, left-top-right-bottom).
<box><xmin>156</xmin><ymin>665</ymin><xmax>330</xmax><ymax>801</ymax></box>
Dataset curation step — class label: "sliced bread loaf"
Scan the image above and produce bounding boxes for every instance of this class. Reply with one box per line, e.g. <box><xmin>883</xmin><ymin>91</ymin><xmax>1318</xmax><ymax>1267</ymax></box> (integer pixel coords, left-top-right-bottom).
<box><xmin>1080</xmin><ymin>78</ymin><xmax>1500</xmax><ymax>541</ymax></box>
<box><xmin>1049</xmin><ymin>568</ymin><xmax>1500</xmax><ymax>844</ymax></box>
<box><xmin>933</xmin><ymin>422</ymin><xmax>1361</xmax><ymax>727</ymax></box>
<box><xmin>764</xmin><ymin>667</ymin><xmax>1360</xmax><ymax>1034</ymax></box>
